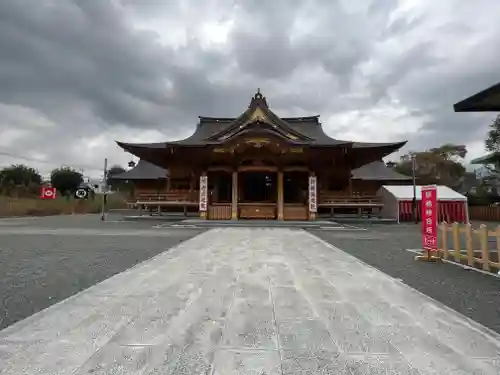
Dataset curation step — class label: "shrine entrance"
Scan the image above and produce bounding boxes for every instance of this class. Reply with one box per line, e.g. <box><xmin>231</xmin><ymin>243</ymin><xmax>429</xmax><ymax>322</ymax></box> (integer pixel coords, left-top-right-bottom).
<box><xmin>238</xmin><ymin>170</ymin><xmax>278</xmax><ymax>219</ymax></box>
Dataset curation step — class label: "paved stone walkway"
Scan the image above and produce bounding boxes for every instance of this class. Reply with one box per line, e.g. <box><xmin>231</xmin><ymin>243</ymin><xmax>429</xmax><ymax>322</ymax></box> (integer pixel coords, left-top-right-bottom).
<box><xmin>0</xmin><ymin>228</ymin><xmax>499</xmax><ymax>374</ymax></box>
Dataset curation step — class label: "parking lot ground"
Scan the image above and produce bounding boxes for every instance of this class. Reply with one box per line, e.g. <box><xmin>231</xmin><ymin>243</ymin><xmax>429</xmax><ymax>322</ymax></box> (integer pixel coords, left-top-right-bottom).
<box><xmin>1</xmin><ymin>226</ymin><xmax>499</xmax><ymax>374</ymax></box>
<box><xmin>0</xmin><ymin>214</ymin><xmax>204</xmax><ymax>330</ymax></box>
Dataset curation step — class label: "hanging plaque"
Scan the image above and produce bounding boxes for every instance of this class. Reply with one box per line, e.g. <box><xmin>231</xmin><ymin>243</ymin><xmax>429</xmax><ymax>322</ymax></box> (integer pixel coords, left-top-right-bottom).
<box><xmin>308</xmin><ymin>176</ymin><xmax>317</xmax><ymax>213</ymax></box>
<box><xmin>199</xmin><ymin>175</ymin><xmax>208</xmax><ymax>212</ymax></box>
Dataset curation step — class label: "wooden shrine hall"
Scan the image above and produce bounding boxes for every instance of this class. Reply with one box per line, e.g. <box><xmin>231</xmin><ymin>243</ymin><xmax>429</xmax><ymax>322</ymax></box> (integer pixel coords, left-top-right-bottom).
<box><xmin>115</xmin><ymin>90</ymin><xmax>410</xmax><ymax>220</ymax></box>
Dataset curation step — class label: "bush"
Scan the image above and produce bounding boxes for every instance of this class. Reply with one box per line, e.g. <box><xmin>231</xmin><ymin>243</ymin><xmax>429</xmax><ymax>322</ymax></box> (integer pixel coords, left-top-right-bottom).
<box><xmin>0</xmin><ymin>195</ymin><xmax>128</xmax><ymax>217</ymax></box>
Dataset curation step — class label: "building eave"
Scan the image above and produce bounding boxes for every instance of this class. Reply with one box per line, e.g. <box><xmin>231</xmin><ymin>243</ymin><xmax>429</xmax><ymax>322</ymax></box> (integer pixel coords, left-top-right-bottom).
<box><xmin>470</xmin><ymin>152</ymin><xmax>500</xmax><ymax>165</ymax></box>
<box><xmin>454</xmin><ymin>82</ymin><xmax>500</xmax><ymax>112</ymax></box>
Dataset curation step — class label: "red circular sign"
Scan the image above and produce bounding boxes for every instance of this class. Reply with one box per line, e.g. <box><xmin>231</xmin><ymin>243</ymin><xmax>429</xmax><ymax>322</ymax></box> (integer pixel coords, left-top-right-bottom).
<box><xmin>41</xmin><ymin>187</ymin><xmax>56</xmax><ymax>199</ymax></box>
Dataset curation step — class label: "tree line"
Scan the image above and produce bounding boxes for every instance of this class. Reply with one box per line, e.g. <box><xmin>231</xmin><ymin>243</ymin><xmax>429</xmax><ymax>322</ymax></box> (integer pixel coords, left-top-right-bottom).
<box><xmin>0</xmin><ymin>164</ymin><xmax>130</xmax><ymax>198</ymax></box>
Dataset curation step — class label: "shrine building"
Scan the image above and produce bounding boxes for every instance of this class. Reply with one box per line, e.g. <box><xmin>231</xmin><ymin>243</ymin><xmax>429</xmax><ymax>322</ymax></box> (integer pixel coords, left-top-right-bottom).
<box><xmin>115</xmin><ymin>90</ymin><xmax>411</xmax><ymax>220</ymax></box>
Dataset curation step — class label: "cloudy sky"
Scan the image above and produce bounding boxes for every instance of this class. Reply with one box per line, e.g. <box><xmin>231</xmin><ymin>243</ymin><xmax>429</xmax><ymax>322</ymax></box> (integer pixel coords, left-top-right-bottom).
<box><xmin>1</xmin><ymin>0</ymin><xmax>499</xmax><ymax>178</ymax></box>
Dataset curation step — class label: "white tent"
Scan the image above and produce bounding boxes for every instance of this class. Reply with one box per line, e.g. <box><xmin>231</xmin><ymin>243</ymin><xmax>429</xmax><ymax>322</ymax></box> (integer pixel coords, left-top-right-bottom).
<box><xmin>377</xmin><ymin>185</ymin><xmax>468</xmax><ymax>223</ymax></box>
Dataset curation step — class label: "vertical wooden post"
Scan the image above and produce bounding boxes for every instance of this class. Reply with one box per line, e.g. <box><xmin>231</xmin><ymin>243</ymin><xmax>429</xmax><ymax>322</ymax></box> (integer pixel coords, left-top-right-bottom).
<box><xmin>189</xmin><ymin>172</ymin><xmax>195</xmax><ymax>192</ymax></box>
<box><xmin>479</xmin><ymin>224</ymin><xmax>490</xmax><ymax>271</ymax></box>
<box><xmin>277</xmin><ymin>170</ymin><xmax>284</xmax><ymax>220</ymax></box>
<box><xmin>465</xmin><ymin>223</ymin><xmax>474</xmax><ymax>266</ymax></box>
<box><xmin>231</xmin><ymin>170</ymin><xmax>238</xmax><ymax>220</ymax></box>
<box><xmin>347</xmin><ymin>167</ymin><xmax>352</xmax><ymax>195</ymax></box>
<box><xmin>452</xmin><ymin>222</ymin><xmax>460</xmax><ymax>262</ymax></box>
<box><xmin>441</xmin><ymin>222</ymin><xmax>449</xmax><ymax>260</ymax></box>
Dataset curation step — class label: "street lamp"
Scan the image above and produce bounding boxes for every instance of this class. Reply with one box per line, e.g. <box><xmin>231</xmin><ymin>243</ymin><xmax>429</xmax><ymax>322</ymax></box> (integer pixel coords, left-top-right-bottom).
<box><xmin>411</xmin><ymin>153</ymin><xmax>418</xmax><ymax>223</ymax></box>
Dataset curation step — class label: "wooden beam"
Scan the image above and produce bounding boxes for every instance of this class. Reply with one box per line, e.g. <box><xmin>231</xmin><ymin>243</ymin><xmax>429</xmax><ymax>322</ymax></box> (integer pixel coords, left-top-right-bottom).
<box><xmin>237</xmin><ymin>165</ymin><xmax>278</xmax><ymax>172</ymax></box>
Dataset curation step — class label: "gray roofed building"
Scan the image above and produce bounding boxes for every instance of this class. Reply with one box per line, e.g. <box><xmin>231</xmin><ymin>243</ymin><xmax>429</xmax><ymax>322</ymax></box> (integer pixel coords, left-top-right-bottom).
<box><xmin>111</xmin><ymin>160</ymin><xmax>168</xmax><ymax>180</ymax></box>
<box><xmin>351</xmin><ymin>161</ymin><xmax>412</xmax><ymax>181</ymax></box>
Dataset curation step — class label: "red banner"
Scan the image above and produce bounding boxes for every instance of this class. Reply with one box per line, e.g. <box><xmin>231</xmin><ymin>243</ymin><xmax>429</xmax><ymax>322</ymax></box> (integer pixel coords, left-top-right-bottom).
<box><xmin>40</xmin><ymin>187</ymin><xmax>57</xmax><ymax>199</ymax></box>
<box><xmin>421</xmin><ymin>185</ymin><xmax>438</xmax><ymax>252</ymax></box>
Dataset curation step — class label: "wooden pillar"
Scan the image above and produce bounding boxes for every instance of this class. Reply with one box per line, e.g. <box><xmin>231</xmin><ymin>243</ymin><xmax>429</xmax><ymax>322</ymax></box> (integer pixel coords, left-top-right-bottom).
<box><xmin>231</xmin><ymin>170</ymin><xmax>238</xmax><ymax>220</ymax></box>
<box><xmin>199</xmin><ymin>172</ymin><xmax>208</xmax><ymax>219</ymax></box>
<box><xmin>166</xmin><ymin>177</ymin><xmax>171</xmax><ymax>191</ymax></box>
<box><xmin>189</xmin><ymin>172</ymin><xmax>195</xmax><ymax>191</ymax></box>
<box><xmin>347</xmin><ymin>166</ymin><xmax>353</xmax><ymax>195</ymax></box>
<box><xmin>308</xmin><ymin>171</ymin><xmax>317</xmax><ymax>221</ymax></box>
<box><xmin>277</xmin><ymin>170</ymin><xmax>284</xmax><ymax>220</ymax></box>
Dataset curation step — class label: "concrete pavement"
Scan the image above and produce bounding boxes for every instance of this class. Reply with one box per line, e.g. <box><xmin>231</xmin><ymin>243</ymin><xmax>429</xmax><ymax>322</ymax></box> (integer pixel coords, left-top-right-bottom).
<box><xmin>1</xmin><ymin>227</ymin><xmax>499</xmax><ymax>374</ymax></box>
<box><xmin>0</xmin><ymin>215</ymin><xmax>204</xmax><ymax>330</ymax></box>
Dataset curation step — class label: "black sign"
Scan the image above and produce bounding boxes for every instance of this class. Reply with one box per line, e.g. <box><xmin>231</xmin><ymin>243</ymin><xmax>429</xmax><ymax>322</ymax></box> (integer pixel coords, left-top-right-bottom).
<box><xmin>74</xmin><ymin>188</ymin><xmax>89</xmax><ymax>200</ymax></box>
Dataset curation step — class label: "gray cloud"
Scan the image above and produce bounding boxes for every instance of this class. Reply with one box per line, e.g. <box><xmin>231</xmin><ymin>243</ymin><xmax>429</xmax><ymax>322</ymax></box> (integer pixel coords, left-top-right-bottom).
<box><xmin>0</xmin><ymin>0</ymin><xmax>499</xmax><ymax>176</ymax></box>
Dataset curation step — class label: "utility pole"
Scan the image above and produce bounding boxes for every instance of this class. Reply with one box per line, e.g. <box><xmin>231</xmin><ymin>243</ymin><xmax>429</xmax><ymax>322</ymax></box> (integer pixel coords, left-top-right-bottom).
<box><xmin>411</xmin><ymin>153</ymin><xmax>418</xmax><ymax>223</ymax></box>
<box><xmin>101</xmin><ymin>158</ymin><xmax>108</xmax><ymax>221</ymax></box>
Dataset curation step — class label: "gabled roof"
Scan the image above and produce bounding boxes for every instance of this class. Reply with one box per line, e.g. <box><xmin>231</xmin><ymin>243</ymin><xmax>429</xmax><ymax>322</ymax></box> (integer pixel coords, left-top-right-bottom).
<box><xmin>209</xmin><ymin>92</ymin><xmax>301</xmax><ymax>139</ymax></box>
<box><xmin>454</xmin><ymin>82</ymin><xmax>500</xmax><ymax>112</ymax></box>
<box><xmin>351</xmin><ymin>160</ymin><xmax>412</xmax><ymax>180</ymax></box>
<box><xmin>116</xmin><ymin>90</ymin><xmax>407</xmax><ymax>153</ymax></box>
<box><xmin>111</xmin><ymin>160</ymin><xmax>168</xmax><ymax>180</ymax></box>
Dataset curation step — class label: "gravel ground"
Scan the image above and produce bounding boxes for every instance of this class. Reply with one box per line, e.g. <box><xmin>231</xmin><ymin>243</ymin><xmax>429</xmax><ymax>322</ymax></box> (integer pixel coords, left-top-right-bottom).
<box><xmin>311</xmin><ymin>223</ymin><xmax>500</xmax><ymax>334</ymax></box>
<box><xmin>0</xmin><ymin>214</ymin><xmax>204</xmax><ymax>330</ymax></box>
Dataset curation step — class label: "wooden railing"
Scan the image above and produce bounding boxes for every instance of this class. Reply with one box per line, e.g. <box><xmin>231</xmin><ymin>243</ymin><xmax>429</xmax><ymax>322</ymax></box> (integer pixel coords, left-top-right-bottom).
<box><xmin>439</xmin><ymin>222</ymin><xmax>500</xmax><ymax>273</ymax></box>
<box><xmin>135</xmin><ymin>190</ymin><xmax>198</xmax><ymax>204</ymax></box>
<box><xmin>318</xmin><ymin>191</ymin><xmax>382</xmax><ymax>206</ymax></box>
<box><xmin>468</xmin><ymin>206</ymin><xmax>500</xmax><ymax>222</ymax></box>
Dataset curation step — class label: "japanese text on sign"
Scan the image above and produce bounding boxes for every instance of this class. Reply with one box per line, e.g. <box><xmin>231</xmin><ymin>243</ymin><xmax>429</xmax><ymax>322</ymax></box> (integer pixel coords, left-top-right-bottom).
<box><xmin>308</xmin><ymin>176</ymin><xmax>317</xmax><ymax>213</ymax></box>
<box><xmin>421</xmin><ymin>186</ymin><xmax>438</xmax><ymax>251</ymax></box>
<box><xmin>199</xmin><ymin>175</ymin><xmax>208</xmax><ymax>212</ymax></box>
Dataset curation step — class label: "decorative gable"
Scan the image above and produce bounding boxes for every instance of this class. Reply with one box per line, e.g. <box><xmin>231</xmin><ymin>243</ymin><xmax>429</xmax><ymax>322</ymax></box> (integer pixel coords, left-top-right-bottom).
<box><xmin>213</xmin><ymin>90</ymin><xmax>310</xmax><ymax>142</ymax></box>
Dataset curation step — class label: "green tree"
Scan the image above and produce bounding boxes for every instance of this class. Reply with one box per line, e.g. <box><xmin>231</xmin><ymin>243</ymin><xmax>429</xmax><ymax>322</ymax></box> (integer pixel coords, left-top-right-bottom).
<box><xmin>481</xmin><ymin>114</ymin><xmax>500</xmax><ymax>172</ymax></box>
<box><xmin>0</xmin><ymin>164</ymin><xmax>42</xmax><ymax>196</ymax></box>
<box><xmin>391</xmin><ymin>143</ymin><xmax>467</xmax><ymax>189</ymax></box>
<box><xmin>485</xmin><ymin>114</ymin><xmax>500</xmax><ymax>153</ymax></box>
<box><xmin>50</xmin><ymin>167</ymin><xmax>83</xmax><ymax>196</ymax></box>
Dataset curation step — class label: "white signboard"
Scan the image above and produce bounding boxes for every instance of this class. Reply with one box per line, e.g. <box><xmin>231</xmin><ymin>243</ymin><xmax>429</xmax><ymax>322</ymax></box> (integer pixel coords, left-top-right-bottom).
<box><xmin>199</xmin><ymin>175</ymin><xmax>208</xmax><ymax>212</ymax></box>
<box><xmin>308</xmin><ymin>176</ymin><xmax>317</xmax><ymax>213</ymax></box>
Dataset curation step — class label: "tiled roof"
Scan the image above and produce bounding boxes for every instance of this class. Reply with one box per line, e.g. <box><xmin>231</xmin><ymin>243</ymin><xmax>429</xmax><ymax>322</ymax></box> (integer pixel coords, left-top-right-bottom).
<box><xmin>352</xmin><ymin>161</ymin><xmax>412</xmax><ymax>181</ymax></box>
<box><xmin>111</xmin><ymin>160</ymin><xmax>168</xmax><ymax>180</ymax></box>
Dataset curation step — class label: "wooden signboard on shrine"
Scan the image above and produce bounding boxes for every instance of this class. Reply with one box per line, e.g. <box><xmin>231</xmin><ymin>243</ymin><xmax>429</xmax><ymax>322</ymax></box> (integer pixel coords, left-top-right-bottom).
<box><xmin>308</xmin><ymin>176</ymin><xmax>317</xmax><ymax>213</ymax></box>
<box><xmin>199</xmin><ymin>175</ymin><xmax>208</xmax><ymax>212</ymax></box>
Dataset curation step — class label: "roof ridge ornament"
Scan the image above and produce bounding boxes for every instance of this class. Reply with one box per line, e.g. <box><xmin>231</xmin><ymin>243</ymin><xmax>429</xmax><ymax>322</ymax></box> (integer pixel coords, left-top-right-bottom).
<box><xmin>249</xmin><ymin>88</ymin><xmax>268</xmax><ymax>108</ymax></box>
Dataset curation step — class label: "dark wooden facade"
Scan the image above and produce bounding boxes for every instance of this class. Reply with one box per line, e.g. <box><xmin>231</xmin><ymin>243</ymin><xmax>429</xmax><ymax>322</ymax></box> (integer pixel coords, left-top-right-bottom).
<box><xmin>116</xmin><ymin>91</ymin><xmax>410</xmax><ymax>220</ymax></box>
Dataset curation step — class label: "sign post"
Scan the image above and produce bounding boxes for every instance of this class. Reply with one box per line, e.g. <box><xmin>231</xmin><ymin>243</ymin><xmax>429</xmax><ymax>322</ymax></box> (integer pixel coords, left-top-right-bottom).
<box><xmin>416</xmin><ymin>185</ymin><xmax>440</xmax><ymax>262</ymax></box>
<box><xmin>101</xmin><ymin>158</ymin><xmax>108</xmax><ymax>221</ymax></box>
